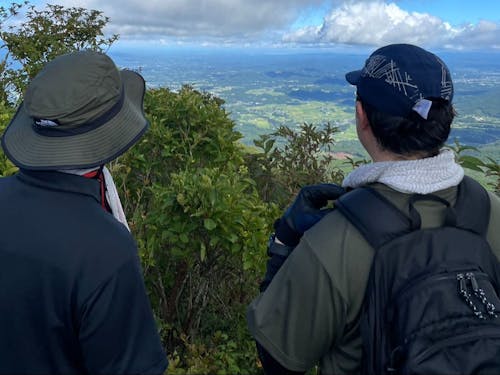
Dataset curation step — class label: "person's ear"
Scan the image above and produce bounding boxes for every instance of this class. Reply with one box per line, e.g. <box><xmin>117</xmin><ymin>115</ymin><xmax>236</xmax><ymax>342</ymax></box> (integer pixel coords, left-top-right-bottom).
<box><xmin>355</xmin><ymin>101</ymin><xmax>370</xmax><ymax>130</ymax></box>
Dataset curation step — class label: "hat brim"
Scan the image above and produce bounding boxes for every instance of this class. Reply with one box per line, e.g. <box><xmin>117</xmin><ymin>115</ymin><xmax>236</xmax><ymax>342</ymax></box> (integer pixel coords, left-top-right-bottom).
<box><xmin>1</xmin><ymin>70</ymin><xmax>149</xmax><ymax>170</ymax></box>
<box><xmin>345</xmin><ymin>70</ymin><xmax>362</xmax><ymax>85</ymax></box>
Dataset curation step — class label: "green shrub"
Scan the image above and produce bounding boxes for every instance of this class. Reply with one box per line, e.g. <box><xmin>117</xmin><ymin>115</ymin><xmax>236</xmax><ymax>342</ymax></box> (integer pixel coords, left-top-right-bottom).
<box><xmin>113</xmin><ymin>86</ymin><xmax>275</xmax><ymax>373</ymax></box>
<box><xmin>248</xmin><ymin>122</ymin><xmax>344</xmax><ymax>208</ymax></box>
<box><xmin>0</xmin><ymin>1</ymin><xmax>117</xmax><ymax>103</ymax></box>
<box><xmin>0</xmin><ymin>101</ymin><xmax>17</xmax><ymax>176</ymax></box>
<box><xmin>447</xmin><ymin>140</ymin><xmax>500</xmax><ymax>194</ymax></box>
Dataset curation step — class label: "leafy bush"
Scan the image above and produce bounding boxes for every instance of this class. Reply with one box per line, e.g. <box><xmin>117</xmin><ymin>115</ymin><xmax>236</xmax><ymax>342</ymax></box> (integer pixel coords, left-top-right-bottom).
<box><xmin>248</xmin><ymin>122</ymin><xmax>344</xmax><ymax>208</ymax></box>
<box><xmin>167</xmin><ymin>329</ymin><xmax>258</xmax><ymax>375</ymax></box>
<box><xmin>113</xmin><ymin>86</ymin><xmax>275</xmax><ymax>373</ymax></box>
<box><xmin>447</xmin><ymin>140</ymin><xmax>500</xmax><ymax>194</ymax></box>
<box><xmin>0</xmin><ymin>1</ymin><xmax>117</xmax><ymax>103</ymax></box>
<box><xmin>0</xmin><ymin>101</ymin><xmax>17</xmax><ymax>176</ymax></box>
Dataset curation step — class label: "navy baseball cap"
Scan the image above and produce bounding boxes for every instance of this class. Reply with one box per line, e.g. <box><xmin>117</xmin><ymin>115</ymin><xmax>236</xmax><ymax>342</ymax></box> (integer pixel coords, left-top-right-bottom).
<box><xmin>346</xmin><ymin>44</ymin><xmax>453</xmax><ymax>119</ymax></box>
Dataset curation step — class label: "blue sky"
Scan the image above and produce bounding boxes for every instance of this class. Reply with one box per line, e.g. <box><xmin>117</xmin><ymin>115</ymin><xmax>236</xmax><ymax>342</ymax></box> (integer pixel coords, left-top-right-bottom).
<box><xmin>397</xmin><ymin>0</ymin><xmax>499</xmax><ymax>25</ymax></box>
<box><xmin>291</xmin><ymin>0</ymin><xmax>500</xmax><ymax>28</ymax></box>
<box><xmin>293</xmin><ymin>0</ymin><xmax>500</xmax><ymax>31</ymax></box>
<box><xmin>5</xmin><ymin>0</ymin><xmax>500</xmax><ymax>50</ymax></box>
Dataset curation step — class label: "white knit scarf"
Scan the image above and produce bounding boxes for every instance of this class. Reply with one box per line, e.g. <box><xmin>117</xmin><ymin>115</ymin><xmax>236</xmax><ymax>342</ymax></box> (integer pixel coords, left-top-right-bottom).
<box><xmin>342</xmin><ymin>149</ymin><xmax>464</xmax><ymax>194</ymax></box>
<box><xmin>59</xmin><ymin>166</ymin><xmax>130</xmax><ymax>231</ymax></box>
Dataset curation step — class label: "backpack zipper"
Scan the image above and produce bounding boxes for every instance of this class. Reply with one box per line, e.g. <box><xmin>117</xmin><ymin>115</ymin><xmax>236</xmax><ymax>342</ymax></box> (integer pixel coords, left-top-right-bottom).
<box><xmin>458</xmin><ymin>272</ymin><xmax>498</xmax><ymax>319</ymax></box>
<box><xmin>387</xmin><ymin>270</ymin><xmax>491</xmax><ymax>322</ymax></box>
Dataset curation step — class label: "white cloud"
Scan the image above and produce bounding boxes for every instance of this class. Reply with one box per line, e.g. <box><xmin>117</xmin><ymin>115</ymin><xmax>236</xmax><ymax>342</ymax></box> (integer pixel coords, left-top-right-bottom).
<box><xmin>283</xmin><ymin>1</ymin><xmax>500</xmax><ymax>50</ymax></box>
<box><xmin>26</xmin><ymin>0</ymin><xmax>500</xmax><ymax>49</ymax></box>
<box><xmin>52</xmin><ymin>0</ymin><xmax>326</xmax><ymax>40</ymax></box>
<box><xmin>450</xmin><ymin>21</ymin><xmax>500</xmax><ymax>49</ymax></box>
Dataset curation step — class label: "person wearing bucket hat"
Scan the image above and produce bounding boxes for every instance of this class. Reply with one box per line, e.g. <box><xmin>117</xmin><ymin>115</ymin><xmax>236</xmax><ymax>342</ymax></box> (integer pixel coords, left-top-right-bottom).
<box><xmin>247</xmin><ymin>44</ymin><xmax>500</xmax><ymax>374</ymax></box>
<box><xmin>0</xmin><ymin>51</ymin><xmax>168</xmax><ymax>374</ymax></box>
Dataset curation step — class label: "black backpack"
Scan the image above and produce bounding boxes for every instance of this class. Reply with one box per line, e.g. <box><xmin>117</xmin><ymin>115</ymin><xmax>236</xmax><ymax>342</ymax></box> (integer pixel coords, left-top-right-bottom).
<box><xmin>335</xmin><ymin>176</ymin><xmax>500</xmax><ymax>375</ymax></box>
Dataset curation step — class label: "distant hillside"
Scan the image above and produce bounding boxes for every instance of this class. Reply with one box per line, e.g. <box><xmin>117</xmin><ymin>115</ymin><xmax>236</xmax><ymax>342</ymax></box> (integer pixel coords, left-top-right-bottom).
<box><xmin>110</xmin><ymin>48</ymin><xmax>500</xmax><ymax>161</ymax></box>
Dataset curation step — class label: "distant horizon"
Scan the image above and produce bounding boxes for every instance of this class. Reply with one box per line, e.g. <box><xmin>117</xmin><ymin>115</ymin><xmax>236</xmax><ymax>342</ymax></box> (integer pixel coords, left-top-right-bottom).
<box><xmin>108</xmin><ymin>43</ymin><xmax>500</xmax><ymax>56</ymax></box>
<box><xmin>2</xmin><ymin>43</ymin><xmax>500</xmax><ymax>60</ymax></box>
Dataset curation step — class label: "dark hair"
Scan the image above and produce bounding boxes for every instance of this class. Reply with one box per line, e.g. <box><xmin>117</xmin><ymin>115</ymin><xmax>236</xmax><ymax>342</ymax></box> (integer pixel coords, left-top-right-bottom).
<box><xmin>359</xmin><ymin>98</ymin><xmax>455</xmax><ymax>157</ymax></box>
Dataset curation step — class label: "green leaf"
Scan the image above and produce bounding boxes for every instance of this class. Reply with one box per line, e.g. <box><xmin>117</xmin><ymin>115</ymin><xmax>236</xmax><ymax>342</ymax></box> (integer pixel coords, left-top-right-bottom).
<box><xmin>460</xmin><ymin>155</ymin><xmax>486</xmax><ymax>172</ymax></box>
<box><xmin>203</xmin><ymin>218</ymin><xmax>217</xmax><ymax>231</ymax></box>
<box><xmin>179</xmin><ymin>233</ymin><xmax>189</xmax><ymax>244</ymax></box>
<box><xmin>200</xmin><ymin>242</ymin><xmax>206</xmax><ymax>261</ymax></box>
<box><xmin>228</xmin><ymin>233</ymin><xmax>238</xmax><ymax>243</ymax></box>
<box><xmin>264</xmin><ymin>139</ymin><xmax>275</xmax><ymax>154</ymax></box>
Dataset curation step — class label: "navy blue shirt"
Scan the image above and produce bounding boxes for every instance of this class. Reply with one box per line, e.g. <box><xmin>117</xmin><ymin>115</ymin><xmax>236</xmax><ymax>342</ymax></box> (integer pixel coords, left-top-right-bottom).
<box><xmin>0</xmin><ymin>170</ymin><xmax>168</xmax><ymax>374</ymax></box>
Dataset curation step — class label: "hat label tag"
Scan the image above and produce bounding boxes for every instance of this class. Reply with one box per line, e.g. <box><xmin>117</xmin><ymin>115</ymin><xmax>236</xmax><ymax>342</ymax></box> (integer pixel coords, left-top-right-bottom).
<box><xmin>412</xmin><ymin>98</ymin><xmax>432</xmax><ymax>120</ymax></box>
<box><xmin>35</xmin><ymin>119</ymin><xmax>59</xmax><ymax>127</ymax></box>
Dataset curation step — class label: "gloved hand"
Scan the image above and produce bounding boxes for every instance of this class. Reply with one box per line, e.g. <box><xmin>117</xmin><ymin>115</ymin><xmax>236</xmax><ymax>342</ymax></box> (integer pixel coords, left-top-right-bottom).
<box><xmin>275</xmin><ymin>183</ymin><xmax>346</xmax><ymax>246</ymax></box>
<box><xmin>260</xmin><ymin>246</ymin><xmax>289</xmax><ymax>292</ymax></box>
<box><xmin>259</xmin><ymin>183</ymin><xmax>345</xmax><ymax>292</ymax></box>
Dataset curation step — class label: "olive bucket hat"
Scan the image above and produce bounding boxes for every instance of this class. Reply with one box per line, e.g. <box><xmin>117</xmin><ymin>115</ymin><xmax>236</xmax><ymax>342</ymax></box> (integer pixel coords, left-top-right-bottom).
<box><xmin>1</xmin><ymin>50</ymin><xmax>149</xmax><ymax>170</ymax></box>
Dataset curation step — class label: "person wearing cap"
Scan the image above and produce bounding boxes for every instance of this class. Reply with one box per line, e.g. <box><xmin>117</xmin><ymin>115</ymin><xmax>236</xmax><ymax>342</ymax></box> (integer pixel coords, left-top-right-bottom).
<box><xmin>0</xmin><ymin>51</ymin><xmax>168</xmax><ymax>374</ymax></box>
<box><xmin>247</xmin><ymin>44</ymin><xmax>500</xmax><ymax>374</ymax></box>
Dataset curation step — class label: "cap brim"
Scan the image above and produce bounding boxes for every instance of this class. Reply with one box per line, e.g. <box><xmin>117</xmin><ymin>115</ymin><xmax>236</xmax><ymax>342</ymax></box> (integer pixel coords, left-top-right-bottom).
<box><xmin>1</xmin><ymin>70</ymin><xmax>148</xmax><ymax>170</ymax></box>
<box><xmin>345</xmin><ymin>70</ymin><xmax>362</xmax><ymax>85</ymax></box>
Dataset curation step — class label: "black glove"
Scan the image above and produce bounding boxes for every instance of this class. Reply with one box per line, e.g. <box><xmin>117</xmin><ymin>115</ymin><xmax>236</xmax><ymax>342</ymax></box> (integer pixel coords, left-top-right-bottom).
<box><xmin>275</xmin><ymin>183</ymin><xmax>346</xmax><ymax>246</ymax></box>
<box><xmin>259</xmin><ymin>233</ymin><xmax>294</xmax><ymax>292</ymax></box>
<box><xmin>259</xmin><ymin>183</ymin><xmax>345</xmax><ymax>292</ymax></box>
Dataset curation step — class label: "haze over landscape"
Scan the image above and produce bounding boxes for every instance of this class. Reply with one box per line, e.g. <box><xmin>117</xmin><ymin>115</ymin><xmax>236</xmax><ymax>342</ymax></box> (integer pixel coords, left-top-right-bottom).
<box><xmin>108</xmin><ymin>47</ymin><xmax>500</xmax><ymax>160</ymax></box>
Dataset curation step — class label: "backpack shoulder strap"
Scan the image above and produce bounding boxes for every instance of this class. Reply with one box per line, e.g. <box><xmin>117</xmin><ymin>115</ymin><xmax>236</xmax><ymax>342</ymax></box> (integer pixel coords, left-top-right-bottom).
<box><xmin>454</xmin><ymin>175</ymin><xmax>490</xmax><ymax>236</ymax></box>
<box><xmin>336</xmin><ymin>177</ymin><xmax>491</xmax><ymax>249</ymax></box>
<box><xmin>335</xmin><ymin>187</ymin><xmax>411</xmax><ymax>249</ymax></box>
